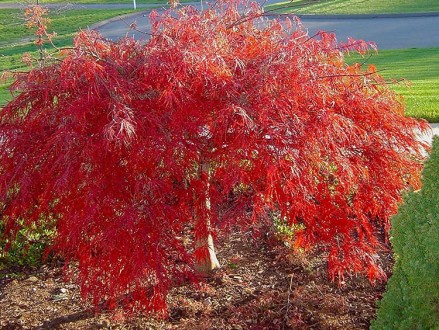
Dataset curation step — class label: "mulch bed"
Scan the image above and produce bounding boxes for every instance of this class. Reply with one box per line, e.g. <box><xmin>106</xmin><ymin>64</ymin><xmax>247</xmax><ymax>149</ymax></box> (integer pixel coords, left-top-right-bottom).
<box><xmin>0</xmin><ymin>232</ymin><xmax>393</xmax><ymax>329</ymax></box>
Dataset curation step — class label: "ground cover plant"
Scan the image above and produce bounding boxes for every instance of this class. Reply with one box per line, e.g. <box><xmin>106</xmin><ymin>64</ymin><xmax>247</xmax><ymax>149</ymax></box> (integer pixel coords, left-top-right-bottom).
<box><xmin>371</xmin><ymin>136</ymin><xmax>439</xmax><ymax>330</ymax></box>
<box><xmin>0</xmin><ymin>0</ymin><xmax>430</xmax><ymax>318</ymax></box>
<box><xmin>266</xmin><ymin>0</ymin><xmax>439</xmax><ymax>15</ymax></box>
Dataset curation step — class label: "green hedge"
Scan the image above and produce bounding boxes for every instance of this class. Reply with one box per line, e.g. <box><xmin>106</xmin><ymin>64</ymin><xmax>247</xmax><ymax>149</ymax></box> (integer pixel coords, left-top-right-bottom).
<box><xmin>371</xmin><ymin>136</ymin><xmax>439</xmax><ymax>329</ymax></box>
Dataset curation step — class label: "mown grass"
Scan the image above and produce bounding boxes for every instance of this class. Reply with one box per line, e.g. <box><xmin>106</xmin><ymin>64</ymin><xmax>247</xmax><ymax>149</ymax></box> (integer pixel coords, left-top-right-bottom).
<box><xmin>346</xmin><ymin>47</ymin><xmax>439</xmax><ymax>122</ymax></box>
<box><xmin>266</xmin><ymin>0</ymin><xmax>439</xmax><ymax>15</ymax></box>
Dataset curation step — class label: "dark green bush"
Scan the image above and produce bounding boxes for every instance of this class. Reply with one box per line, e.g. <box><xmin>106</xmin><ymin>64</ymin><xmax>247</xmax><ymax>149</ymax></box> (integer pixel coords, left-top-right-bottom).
<box><xmin>372</xmin><ymin>136</ymin><xmax>439</xmax><ymax>330</ymax></box>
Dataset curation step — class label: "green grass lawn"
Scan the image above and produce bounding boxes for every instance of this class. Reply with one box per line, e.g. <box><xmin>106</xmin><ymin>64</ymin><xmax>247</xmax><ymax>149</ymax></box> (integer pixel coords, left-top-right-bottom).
<box><xmin>346</xmin><ymin>47</ymin><xmax>439</xmax><ymax>122</ymax></box>
<box><xmin>266</xmin><ymin>0</ymin><xmax>439</xmax><ymax>15</ymax></box>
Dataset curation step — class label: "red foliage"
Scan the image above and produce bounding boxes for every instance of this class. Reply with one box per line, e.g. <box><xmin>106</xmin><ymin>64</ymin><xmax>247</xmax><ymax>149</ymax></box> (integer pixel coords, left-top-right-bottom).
<box><xmin>24</xmin><ymin>4</ymin><xmax>56</xmax><ymax>48</ymax></box>
<box><xmin>0</xmin><ymin>1</ymin><xmax>429</xmax><ymax>315</ymax></box>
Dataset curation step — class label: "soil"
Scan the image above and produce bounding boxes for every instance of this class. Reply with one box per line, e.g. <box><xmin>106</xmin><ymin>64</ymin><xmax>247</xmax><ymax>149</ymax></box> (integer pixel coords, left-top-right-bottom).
<box><xmin>0</xmin><ymin>232</ymin><xmax>392</xmax><ymax>330</ymax></box>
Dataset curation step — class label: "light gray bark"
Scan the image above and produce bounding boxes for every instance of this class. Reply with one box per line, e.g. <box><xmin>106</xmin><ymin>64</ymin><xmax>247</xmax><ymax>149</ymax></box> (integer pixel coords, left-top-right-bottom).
<box><xmin>194</xmin><ymin>158</ymin><xmax>220</xmax><ymax>275</ymax></box>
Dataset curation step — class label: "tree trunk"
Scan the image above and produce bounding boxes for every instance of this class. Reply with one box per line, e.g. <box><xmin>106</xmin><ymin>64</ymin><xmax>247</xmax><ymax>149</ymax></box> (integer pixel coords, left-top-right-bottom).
<box><xmin>194</xmin><ymin>232</ymin><xmax>220</xmax><ymax>275</ymax></box>
<box><xmin>194</xmin><ymin>158</ymin><xmax>220</xmax><ymax>276</ymax></box>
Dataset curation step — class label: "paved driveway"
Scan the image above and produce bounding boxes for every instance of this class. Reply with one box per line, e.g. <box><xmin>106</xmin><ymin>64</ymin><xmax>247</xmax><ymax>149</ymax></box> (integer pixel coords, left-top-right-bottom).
<box><xmin>2</xmin><ymin>1</ymin><xmax>437</xmax><ymax>50</ymax></box>
<box><xmin>297</xmin><ymin>14</ymin><xmax>439</xmax><ymax>50</ymax></box>
<box><xmin>89</xmin><ymin>2</ymin><xmax>439</xmax><ymax>50</ymax></box>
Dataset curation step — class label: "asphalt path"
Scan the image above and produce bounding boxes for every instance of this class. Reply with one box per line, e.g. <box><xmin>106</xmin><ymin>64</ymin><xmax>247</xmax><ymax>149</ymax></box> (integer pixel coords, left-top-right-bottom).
<box><xmin>89</xmin><ymin>4</ymin><xmax>439</xmax><ymax>51</ymax></box>
<box><xmin>2</xmin><ymin>1</ymin><xmax>438</xmax><ymax>49</ymax></box>
<box><xmin>294</xmin><ymin>14</ymin><xmax>439</xmax><ymax>50</ymax></box>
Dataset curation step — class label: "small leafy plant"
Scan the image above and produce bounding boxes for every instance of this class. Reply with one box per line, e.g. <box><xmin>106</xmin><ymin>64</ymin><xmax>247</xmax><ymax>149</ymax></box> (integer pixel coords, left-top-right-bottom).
<box><xmin>0</xmin><ymin>216</ymin><xmax>56</xmax><ymax>268</ymax></box>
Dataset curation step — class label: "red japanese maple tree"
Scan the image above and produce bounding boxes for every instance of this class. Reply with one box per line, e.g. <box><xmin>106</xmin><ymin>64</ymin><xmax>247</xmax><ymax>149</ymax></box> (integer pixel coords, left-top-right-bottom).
<box><xmin>0</xmin><ymin>1</ymin><xmax>430</xmax><ymax>315</ymax></box>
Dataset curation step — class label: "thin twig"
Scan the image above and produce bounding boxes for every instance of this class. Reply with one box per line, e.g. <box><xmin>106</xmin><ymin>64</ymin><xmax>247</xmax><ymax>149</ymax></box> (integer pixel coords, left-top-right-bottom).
<box><xmin>283</xmin><ymin>275</ymin><xmax>294</xmax><ymax>328</ymax></box>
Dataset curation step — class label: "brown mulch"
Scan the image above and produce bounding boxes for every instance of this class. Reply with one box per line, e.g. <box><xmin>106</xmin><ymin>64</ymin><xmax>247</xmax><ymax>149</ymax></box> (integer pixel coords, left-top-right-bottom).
<box><xmin>0</xmin><ymin>232</ymin><xmax>392</xmax><ymax>330</ymax></box>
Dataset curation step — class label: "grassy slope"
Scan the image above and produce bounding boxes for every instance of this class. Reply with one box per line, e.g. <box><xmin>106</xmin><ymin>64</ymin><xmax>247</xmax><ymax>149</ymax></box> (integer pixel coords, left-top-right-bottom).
<box><xmin>266</xmin><ymin>0</ymin><xmax>439</xmax><ymax>15</ymax></box>
<box><xmin>347</xmin><ymin>48</ymin><xmax>439</xmax><ymax>122</ymax></box>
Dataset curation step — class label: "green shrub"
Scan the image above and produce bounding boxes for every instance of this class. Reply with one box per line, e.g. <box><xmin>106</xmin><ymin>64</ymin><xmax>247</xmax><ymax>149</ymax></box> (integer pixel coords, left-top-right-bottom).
<box><xmin>371</xmin><ymin>136</ymin><xmax>439</xmax><ymax>330</ymax></box>
<box><xmin>0</xmin><ymin>216</ymin><xmax>56</xmax><ymax>268</ymax></box>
